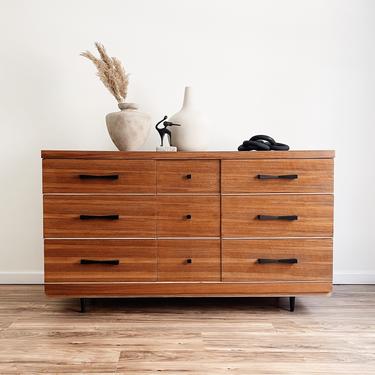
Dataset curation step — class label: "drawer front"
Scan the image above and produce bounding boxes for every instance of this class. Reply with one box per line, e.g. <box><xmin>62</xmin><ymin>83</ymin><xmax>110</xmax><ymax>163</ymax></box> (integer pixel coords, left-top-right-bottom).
<box><xmin>43</xmin><ymin>159</ymin><xmax>156</xmax><ymax>193</ymax></box>
<box><xmin>43</xmin><ymin>195</ymin><xmax>156</xmax><ymax>238</ymax></box>
<box><xmin>223</xmin><ymin>239</ymin><xmax>332</xmax><ymax>282</ymax></box>
<box><xmin>157</xmin><ymin>160</ymin><xmax>220</xmax><ymax>193</ymax></box>
<box><xmin>157</xmin><ymin>196</ymin><xmax>220</xmax><ymax>237</ymax></box>
<box><xmin>158</xmin><ymin>239</ymin><xmax>220</xmax><ymax>281</ymax></box>
<box><xmin>45</xmin><ymin>239</ymin><xmax>157</xmax><ymax>282</ymax></box>
<box><xmin>222</xmin><ymin>159</ymin><xmax>333</xmax><ymax>193</ymax></box>
<box><xmin>222</xmin><ymin>195</ymin><xmax>333</xmax><ymax>237</ymax></box>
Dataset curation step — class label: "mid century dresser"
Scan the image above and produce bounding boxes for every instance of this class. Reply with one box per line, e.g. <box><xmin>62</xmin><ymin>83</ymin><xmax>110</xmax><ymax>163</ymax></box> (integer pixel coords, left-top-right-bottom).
<box><xmin>42</xmin><ymin>150</ymin><xmax>334</xmax><ymax>312</ymax></box>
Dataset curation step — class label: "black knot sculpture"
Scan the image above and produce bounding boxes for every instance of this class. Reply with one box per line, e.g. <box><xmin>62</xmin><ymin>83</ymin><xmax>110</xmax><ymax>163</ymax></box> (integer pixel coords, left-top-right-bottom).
<box><xmin>238</xmin><ymin>135</ymin><xmax>290</xmax><ymax>151</ymax></box>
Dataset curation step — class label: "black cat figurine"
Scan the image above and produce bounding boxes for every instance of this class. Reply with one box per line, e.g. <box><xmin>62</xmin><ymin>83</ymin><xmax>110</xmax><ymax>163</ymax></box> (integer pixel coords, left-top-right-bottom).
<box><xmin>155</xmin><ymin>116</ymin><xmax>181</xmax><ymax>147</ymax></box>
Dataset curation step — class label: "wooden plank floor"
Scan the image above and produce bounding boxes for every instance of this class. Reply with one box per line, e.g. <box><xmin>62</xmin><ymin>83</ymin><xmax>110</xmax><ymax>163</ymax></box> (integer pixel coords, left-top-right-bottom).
<box><xmin>0</xmin><ymin>285</ymin><xmax>374</xmax><ymax>374</ymax></box>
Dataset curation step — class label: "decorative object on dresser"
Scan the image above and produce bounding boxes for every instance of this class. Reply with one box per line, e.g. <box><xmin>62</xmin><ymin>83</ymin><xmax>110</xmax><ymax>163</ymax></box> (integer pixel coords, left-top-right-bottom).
<box><xmin>168</xmin><ymin>86</ymin><xmax>209</xmax><ymax>151</ymax></box>
<box><xmin>155</xmin><ymin>116</ymin><xmax>180</xmax><ymax>152</ymax></box>
<box><xmin>81</xmin><ymin>42</ymin><xmax>151</xmax><ymax>151</ymax></box>
<box><xmin>238</xmin><ymin>134</ymin><xmax>290</xmax><ymax>151</ymax></box>
<box><xmin>42</xmin><ymin>150</ymin><xmax>334</xmax><ymax>313</ymax></box>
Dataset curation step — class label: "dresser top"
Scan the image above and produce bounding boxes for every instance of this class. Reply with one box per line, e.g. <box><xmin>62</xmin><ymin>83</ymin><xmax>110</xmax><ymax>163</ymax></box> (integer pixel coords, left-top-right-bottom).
<box><xmin>41</xmin><ymin>150</ymin><xmax>334</xmax><ymax>160</ymax></box>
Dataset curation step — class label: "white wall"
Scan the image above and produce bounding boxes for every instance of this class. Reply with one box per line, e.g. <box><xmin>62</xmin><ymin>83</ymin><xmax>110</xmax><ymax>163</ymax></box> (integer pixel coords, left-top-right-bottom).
<box><xmin>0</xmin><ymin>0</ymin><xmax>374</xmax><ymax>283</ymax></box>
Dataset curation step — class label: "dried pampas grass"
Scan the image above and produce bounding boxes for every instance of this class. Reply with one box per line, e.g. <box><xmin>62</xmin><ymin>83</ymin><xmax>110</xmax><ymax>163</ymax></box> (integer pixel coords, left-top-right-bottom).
<box><xmin>81</xmin><ymin>42</ymin><xmax>129</xmax><ymax>103</ymax></box>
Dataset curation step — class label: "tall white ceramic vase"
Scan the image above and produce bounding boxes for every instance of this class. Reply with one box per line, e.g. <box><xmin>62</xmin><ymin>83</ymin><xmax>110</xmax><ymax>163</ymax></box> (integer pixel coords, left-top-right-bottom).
<box><xmin>169</xmin><ymin>87</ymin><xmax>208</xmax><ymax>151</ymax></box>
<box><xmin>105</xmin><ymin>103</ymin><xmax>151</xmax><ymax>151</ymax></box>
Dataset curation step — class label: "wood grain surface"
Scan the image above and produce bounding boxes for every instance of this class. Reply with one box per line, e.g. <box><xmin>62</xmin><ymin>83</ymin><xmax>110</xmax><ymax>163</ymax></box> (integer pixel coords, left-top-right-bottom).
<box><xmin>222</xmin><ymin>239</ymin><xmax>332</xmax><ymax>282</ymax></box>
<box><xmin>157</xmin><ymin>239</ymin><xmax>220</xmax><ymax>281</ymax></box>
<box><xmin>43</xmin><ymin>195</ymin><xmax>156</xmax><ymax>238</ymax></box>
<box><xmin>157</xmin><ymin>196</ymin><xmax>220</xmax><ymax>237</ymax></box>
<box><xmin>43</xmin><ymin>159</ymin><xmax>156</xmax><ymax>193</ymax></box>
<box><xmin>157</xmin><ymin>160</ymin><xmax>220</xmax><ymax>193</ymax></box>
<box><xmin>44</xmin><ymin>282</ymin><xmax>332</xmax><ymax>296</ymax></box>
<box><xmin>222</xmin><ymin>194</ymin><xmax>333</xmax><ymax>237</ymax></box>
<box><xmin>222</xmin><ymin>159</ymin><xmax>334</xmax><ymax>193</ymax></box>
<box><xmin>41</xmin><ymin>150</ymin><xmax>335</xmax><ymax>303</ymax></box>
<box><xmin>0</xmin><ymin>285</ymin><xmax>374</xmax><ymax>374</ymax></box>
<box><xmin>42</xmin><ymin>150</ymin><xmax>335</xmax><ymax>160</ymax></box>
<box><xmin>44</xmin><ymin>239</ymin><xmax>157</xmax><ymax>282</ymax></box>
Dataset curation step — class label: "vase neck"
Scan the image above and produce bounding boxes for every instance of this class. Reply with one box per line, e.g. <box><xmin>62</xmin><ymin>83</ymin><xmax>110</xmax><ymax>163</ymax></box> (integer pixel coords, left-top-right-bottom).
<box><xmin>118</xmin><ymin>102</ymin><xmax>138</xmax><ymax>111</ymax></box>
<box><xmin>182</xmin><ymin>86</ymin><xmax>194</xmax><ymax>110</ymax></box>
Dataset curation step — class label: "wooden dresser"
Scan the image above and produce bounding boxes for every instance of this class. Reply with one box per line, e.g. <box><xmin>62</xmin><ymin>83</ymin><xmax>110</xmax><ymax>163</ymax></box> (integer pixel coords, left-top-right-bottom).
<box><xmin>42</xmin><ymin>150</ymin><xmax>334</xmax><ymax>312</ymax></box>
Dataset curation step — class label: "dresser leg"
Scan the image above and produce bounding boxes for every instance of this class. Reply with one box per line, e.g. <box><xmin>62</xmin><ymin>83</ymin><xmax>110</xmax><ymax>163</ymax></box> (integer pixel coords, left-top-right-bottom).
<box><xmin>275</xmin><ymin>297</ymin><xmax>280</xmax><ymax>307</ymax></box>
<box><xmin>289</xmin><ymin>296</ymin><xmax>295</xmax><ymax>312</ymax></box>
<box><xmin>80</xmin><ymin>298</ymin><xmax>87</xmax><ymax>313</ymax></box>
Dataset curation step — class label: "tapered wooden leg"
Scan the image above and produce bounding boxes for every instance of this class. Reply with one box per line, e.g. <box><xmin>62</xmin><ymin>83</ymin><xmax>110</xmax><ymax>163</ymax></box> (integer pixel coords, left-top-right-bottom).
<box><xmin>80</xmin><ymin>298</ymin><xmax>87</xmax><ymax>313</ymax></box>
<box><xmin>290</xmin><ymin>296</ymin><xmax>295</xmax><ymax>312</ymax></box>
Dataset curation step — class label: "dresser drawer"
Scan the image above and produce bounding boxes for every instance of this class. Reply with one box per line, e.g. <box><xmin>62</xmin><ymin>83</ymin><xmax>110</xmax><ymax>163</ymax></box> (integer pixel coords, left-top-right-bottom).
<box><xmin>43</xmin><ymin>159</ymin><xmax>156</xmax><ymax>193</ymax></box>
<box><xmin>223</xmin><ymin>239</ymin><xmax>332</xmax><ymax>282</ymax></box>
<box><xmin>43</xmin><ymin>195</ymin><xmax>156</xmax><ymax>238</ymax></box>
<box><xmin>45</xmin><ymin>239</ymin><xmax>157</xmax><ymax>282</ymax></box>
<box><xmin>157</xmin><ymin>160</ymin><xmax>219</xmax><ymax>193</ymax></box>
<box><xmin>158</xmin><ymin>239</ymin><xmax>220</xmax><ymax>281</ymax></box>
<box><xmin>157</xmin><ymin>196</ymin><xmax>220</xmax><ymax>237</ymax></box>
<box><xmin>222</xmin><ymin>159</ymin><xmax>333</xmax><ymax>193</ymax></box>
<box><xmin>222</xmin><ymin>195</ymin><xmax>333</xmax><ymax>237</ymax></box>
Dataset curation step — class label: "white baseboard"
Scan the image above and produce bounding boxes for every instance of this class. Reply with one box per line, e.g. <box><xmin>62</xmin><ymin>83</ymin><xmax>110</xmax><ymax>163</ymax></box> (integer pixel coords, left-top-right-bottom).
<box><xmin>0</xmin><ymin>272</ymin><xmax>44</xmax><ymax>284</ymax></box>
<box><xmin>0</xmin><ymin>272</ymin><xmax>374</xmax><ymax>285</ymax></box>
<box><xmin>333</xmin><ymin>273</ymin><xmax>375</xmax><ymax>284</ymax></box>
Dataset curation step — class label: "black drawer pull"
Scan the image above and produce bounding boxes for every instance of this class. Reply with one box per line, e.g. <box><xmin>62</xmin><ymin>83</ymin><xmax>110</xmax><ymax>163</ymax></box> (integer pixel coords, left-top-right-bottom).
<box><xmin>185</xmin><ymin>174</ymin><xmax>192</xmax><ymax>179</ymax></box>
<box><xmin>80</xmin><ymin>259</ymin><xmax>120</xmax><ymax>265</ymax></box>
<box><xmin>79</xmin><ymin>174</ymin><xmax>119</xmax><ymax>180</ymax></box>
<box><xmin>257</xmin><ymin>174</ymin><xmax>298</xmax><ymax>180</ymax></box>
<box><xmin>257</xmin><ymin>215</ymin><xmax>298</xmax><ymax>221</ymax></box>
<box><xmin>257</xmin><ymin>258</ymin><xmax>298</xmax><ymax>264</ymax></box>
<box><xmin>186</xmin><ymin>258</ymin><xmax>192</xmax><ymax>264</ymax></box>
<box><xmin>185</xmin><ymin>214</ymin><xmax>192</xmax><ymax>220</ymax></box>
<box><xmin>79</xmin><ymin>214</ymin><xmax>119</xmax><ymax>220</ymax></box>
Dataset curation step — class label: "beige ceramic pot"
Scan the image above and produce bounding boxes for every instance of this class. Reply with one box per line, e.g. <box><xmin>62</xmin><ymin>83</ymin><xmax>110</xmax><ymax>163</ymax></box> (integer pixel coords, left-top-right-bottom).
<box><xmin>105</xmin><ymin>103</ymin><xmax>151</xmax><ymax>151</ymax></box>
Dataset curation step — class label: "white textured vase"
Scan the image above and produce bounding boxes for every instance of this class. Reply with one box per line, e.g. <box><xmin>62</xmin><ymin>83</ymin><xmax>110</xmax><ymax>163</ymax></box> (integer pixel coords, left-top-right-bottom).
<box><xmin>169</xmin><ymin>86</ymin><xmax>208</xmax><ymax>151</ymax></box>
<box><xmin>105</xmin><ymin>103</ymin><xmax>151</xmax><ymax>151</ymax></box>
